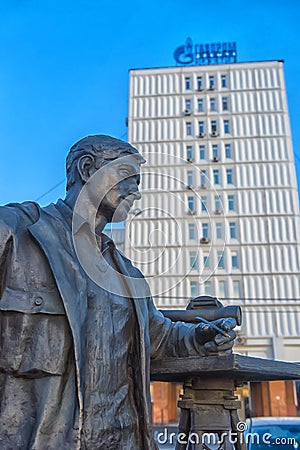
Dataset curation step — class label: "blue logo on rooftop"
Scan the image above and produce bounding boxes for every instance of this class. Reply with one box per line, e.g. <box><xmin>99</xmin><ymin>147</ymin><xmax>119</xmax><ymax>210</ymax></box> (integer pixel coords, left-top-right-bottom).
<box><xmin>174</xmin><ymin>38</ymin><xmax>237</xmax><ymax>66</ymax></box>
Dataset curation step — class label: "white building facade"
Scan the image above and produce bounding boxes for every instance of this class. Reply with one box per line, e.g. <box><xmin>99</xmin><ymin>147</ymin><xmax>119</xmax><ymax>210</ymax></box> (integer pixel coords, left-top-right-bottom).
<box><xmin>125</xmin><ymin>60</ymin><xmax>300</xmax><ymax>361</ymax></box>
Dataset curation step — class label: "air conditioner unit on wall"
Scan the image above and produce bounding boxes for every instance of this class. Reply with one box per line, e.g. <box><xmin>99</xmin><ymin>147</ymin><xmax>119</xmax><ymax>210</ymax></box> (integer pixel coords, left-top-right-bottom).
<box><xmin>211</xmin><ymin>131</ymin><xmax>219</xmax><ymax>137</ymax></box>
<box><xmin>200</xmin><ymin>237</ymin><xmax>210</xmax><ymax>244</ymax></box>
<box><xmin>235</xmin><ymin>332</ymin><xmax>247</xmax><ymax>346</ymax></box>
<box><xmin>198</xmin><ymin>133</ymin><xmax>205</xmax><ymax>138</ymax></box>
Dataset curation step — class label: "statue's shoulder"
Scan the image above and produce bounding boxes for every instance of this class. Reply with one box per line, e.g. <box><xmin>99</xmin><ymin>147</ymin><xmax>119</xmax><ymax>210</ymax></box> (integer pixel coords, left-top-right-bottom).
<box><xmin>0</xmin><ymin>201</ymin><xmax>41</xmax><ymax>230</ymax></box>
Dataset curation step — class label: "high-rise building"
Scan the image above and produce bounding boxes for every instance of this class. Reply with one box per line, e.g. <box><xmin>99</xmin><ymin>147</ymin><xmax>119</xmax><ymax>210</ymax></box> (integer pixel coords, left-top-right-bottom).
<box><xmin>125</xmin><ymin>55</ymin><xmax>300</xmax><ymax>418</ymax></box>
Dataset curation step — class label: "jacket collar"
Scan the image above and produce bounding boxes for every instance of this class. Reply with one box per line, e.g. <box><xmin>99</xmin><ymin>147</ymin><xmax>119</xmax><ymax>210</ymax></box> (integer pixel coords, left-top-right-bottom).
<box><xmin>56</xmin><ymin>198</ymin><xmax>115</xmax><ymax>254</ymax></box>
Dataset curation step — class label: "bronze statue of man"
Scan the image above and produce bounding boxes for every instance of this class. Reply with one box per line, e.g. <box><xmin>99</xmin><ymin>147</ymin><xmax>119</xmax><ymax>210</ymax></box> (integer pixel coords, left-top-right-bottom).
<box><xmin>0</xmin><ymin>135</ymin><xmax>236</xmax><ymax>449</ymax></box>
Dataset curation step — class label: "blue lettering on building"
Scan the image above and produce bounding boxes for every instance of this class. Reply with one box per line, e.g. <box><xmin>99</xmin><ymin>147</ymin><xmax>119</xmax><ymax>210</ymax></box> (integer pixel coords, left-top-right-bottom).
<box><xmin>174</xmin><ymin>38</ymin><xmax>237</xmax><ymax>65</ymax></box>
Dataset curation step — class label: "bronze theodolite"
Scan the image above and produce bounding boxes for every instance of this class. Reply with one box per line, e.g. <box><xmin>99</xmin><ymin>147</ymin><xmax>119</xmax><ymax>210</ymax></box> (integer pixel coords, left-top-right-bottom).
<box><xmin>151</xmin><ymin>296</ymin><xmax>300</xmax><ymax>450</ymax></box>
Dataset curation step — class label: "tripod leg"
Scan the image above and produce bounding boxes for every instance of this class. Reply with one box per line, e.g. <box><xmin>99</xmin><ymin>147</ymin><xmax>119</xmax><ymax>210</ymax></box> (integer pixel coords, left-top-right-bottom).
<box><xmin>175</xmin><ymin>408</ymin><xmax>190</xmax><ymax>450</ymax></box>
<box><xmin>230</xmin><ymin>410</ymin><xmax>246</xmax><ymax>450</ymax></box>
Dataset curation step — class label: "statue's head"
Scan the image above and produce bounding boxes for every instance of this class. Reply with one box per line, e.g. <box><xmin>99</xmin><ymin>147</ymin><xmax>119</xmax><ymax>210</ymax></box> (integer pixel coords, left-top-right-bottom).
<box><xmin>66</xmin><ymin>134</ymin><xmax>144</xmax><ymax>191</ymax></box>
<box><xmin>66</xmin><ymin>134</ymin><xmax>145</xmax><ymax>222</ymax></box>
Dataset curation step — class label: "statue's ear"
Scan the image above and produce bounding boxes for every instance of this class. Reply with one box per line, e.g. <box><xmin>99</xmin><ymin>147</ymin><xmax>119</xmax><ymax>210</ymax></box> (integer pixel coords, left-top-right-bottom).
<box><xmin>77</xmin><ymin>155</ymin><xmax>95</xmax><ymax>182</ymax></box>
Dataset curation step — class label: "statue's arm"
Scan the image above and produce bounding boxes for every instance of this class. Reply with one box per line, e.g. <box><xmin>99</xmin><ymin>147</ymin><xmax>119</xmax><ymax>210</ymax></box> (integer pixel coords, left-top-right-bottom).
<box><xmin>0</xmin><ymin>209</ymin><xmax>16</xmax><ymax>297</ymax></box>
<box><xmin>149</xmin><ymin>297</ymin><xmax>203</xmax><ymax>359</ymax></box>
<box><xmin>148</xmin><ymin>297</ymin><xmax>236</xmax><ymax>359</ymax></box>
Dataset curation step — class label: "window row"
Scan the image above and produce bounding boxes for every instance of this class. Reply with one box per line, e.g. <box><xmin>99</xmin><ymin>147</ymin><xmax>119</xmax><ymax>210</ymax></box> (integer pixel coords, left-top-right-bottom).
<box><xmin>188</xmin><ymin>194</ymin><xmax>236</xmax><ymax>213</ymax></box>
<box><xmin>189</xmin><ymin>279</ymin><xmax>241</xmax><ymax>299</ymax></box>
<box><xmin>131</xmin><ymin>65</ymin><xmax>282</xmax><ymax>97</ymax></box>
<box><xmin>188</xmin><ymin>221</ymin><xmax>237</xmax><ymax>240</ymax></box>
<box><xmin>186</xmin><ymin>143</ymin><xmax>232</xmax><ymax>161</ymax></box>
<box><xmin>131</xmin><ymin>90</ymin><xmax>283</xmax><ymax>119</ymax></box>
<box><xmin>189</xmin><ymin>248</ymin><xmax>239</xmax><ymax>271</ymax></box>
<box><xmin>187</xmin><ymin>167</ymin><xmax>235</xmax><ymax>187</ymax></box>
<box><xmin>185</xmin><ymin>74</ymin><xmax>228</xmax><ymax>91</ymax></box>
<box><xmin>186</xmin><ymin>119</ymin><xmax>231</xmax><ymax>136</ymax></box>
<box><xmin>131</xmin><ymin>115</ymin><xmax>285</xmax><ymax>142</ymax></box>
<box><xmin>138</xmin><ymin>137</ymin><xmax>289</xmax><ymax>167</ymax></box>
<box><xmin>185</xmin><ymin>96</ymin><xmax>230</xmax><ymax>114</ymax></box>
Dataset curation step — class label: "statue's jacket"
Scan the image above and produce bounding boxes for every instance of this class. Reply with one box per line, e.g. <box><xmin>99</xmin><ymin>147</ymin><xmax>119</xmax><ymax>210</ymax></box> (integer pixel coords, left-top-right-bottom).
<box><xmin>0</xmin><ymin>202</ymin><xmax>200</xmax><ymax>450</ymax></box>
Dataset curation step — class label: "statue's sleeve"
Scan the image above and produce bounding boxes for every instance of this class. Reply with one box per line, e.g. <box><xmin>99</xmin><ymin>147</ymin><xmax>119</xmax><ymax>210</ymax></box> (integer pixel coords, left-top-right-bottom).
<box><xmin>148</xmin><ymin>296</ymin><xmax>205</xmax><ymax>359</ymax></box>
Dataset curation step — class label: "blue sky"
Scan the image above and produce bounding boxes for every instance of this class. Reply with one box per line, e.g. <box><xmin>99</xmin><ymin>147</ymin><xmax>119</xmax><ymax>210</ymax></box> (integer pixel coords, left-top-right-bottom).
<box><xmin>0</xmin><ymin>0</ymin><xmax>299</xmax><ymax>206</ymax></box>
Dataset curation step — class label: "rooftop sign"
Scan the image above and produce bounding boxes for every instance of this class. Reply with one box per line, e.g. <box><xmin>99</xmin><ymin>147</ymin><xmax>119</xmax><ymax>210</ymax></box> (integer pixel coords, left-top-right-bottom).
<box><xmin>174</xmin><ymin>38</ymin><xmax>237</xmax><ymax>66</ymax></box>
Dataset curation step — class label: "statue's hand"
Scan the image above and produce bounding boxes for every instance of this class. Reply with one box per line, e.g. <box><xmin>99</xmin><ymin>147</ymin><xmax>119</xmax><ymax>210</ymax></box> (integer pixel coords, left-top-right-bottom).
<box><xmin>195</xmin><ymin>318</ymin><xmax>237</xmax><ymax>354</ymax></box>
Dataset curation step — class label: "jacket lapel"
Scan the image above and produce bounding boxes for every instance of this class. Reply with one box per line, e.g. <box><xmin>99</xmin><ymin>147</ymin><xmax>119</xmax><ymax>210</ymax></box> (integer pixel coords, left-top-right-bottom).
<box><xmin>108</xmin><ymin>247</ymin><xmax>151</xmax><ymax>428</ymax></box>
<box><xmin>28</xmin><ymin>204</ymin><xmax>87</xmax><ymax>423</ymax></box>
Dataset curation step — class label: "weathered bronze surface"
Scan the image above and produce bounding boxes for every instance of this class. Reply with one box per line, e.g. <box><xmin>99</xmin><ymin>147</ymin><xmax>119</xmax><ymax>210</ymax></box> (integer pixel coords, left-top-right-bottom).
<box><xmin>0</xmin><ymin>135</ymin><xmax>236</xmax><ymax>450</ymax></box>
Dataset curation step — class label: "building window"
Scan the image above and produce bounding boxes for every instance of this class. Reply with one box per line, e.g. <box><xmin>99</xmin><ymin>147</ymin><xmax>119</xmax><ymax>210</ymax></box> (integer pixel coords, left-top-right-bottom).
<box><xmin>216</xmin><ymin>223</ymin><xmax>222</xmax><ymax>239</ymax></box>
<box><xmin>228</xmin><ymin>195</ymin><xmax>235</xmax><ymax>211</ymax></box>
<box><xmin>185</xmin><ymin>99</ymin><xmax>192</xmax><ymax>111</ymax></box>
<box><xmin>187</xmin><ymin>170</ymin><xmax>193</xmax><ymax>186</ymax></box>
<box><xmin>190</xmin><ymin>251</ymin><xmax>198</xmax><ymax>270</ymax></box>
<box><xmin>197</xmin><ymin>76</ymin><xmax>203</xmax><ymax>90</ymax></box>
<box><xmin>221</xmin><ymin>74</ymin><xmax>227</xmax><ymax>88</ymax></box>
<box><xmin>198</xmin><ymin>99</ymin><xmax>204</xmax><ymax>112</ymax></box>
<box><xmin>190</xmin><ymin>280</ymin><xmax>199</xmax><ymax>297</ymax></box>
<box><xmin>213</xmin><ymin>169</ymin><xmax>220</xmax><ymax>185</ymax></box>
<box><xmin>229</xmin><ymin>222</ymin><xmax>237</xmax><ymax>239</ymax></box>
<box><xmin>200</xmin><ymin>169</ymin><xmax>207</xmax><ymax>185</ymax></box>
<box><xmin>226</xmin><ymin>169</ymin><xmax>233</xmax><ymax>184</ymax></box>
<box><xmin>186</xmin><ymin>145</ymin><xmax>193</xmax><ymax>160</ymax></box>
<box><xmin>188</xmin><ymin>196</ymin><xmax>195</xmax><ymax>211</ymax></box>
<box><xmin>185</xmin><ymin>77</ymin><xmax>191</xmax><ymax>90</ymax></box>
<box><xmin>224</xmin><ymin>119</ymin><xmax>230</xmax><ymax>134</ymax></box>
<box><xmin>217</xmin><ymin>250</ymin><xmax>224</xmax><ymax>268</ymax></box>
<box><xmin>210</xmin><ymin>98</ymin><xmax>216</xmax><ymax>111</ymax></box>
<box><xmin>203</xmin><ymin>254</ymin><xmax>209</xmax><ymax>268</ymax></box>
<box><xmin>204</xmin><ymin>280</ymin><xmax>212</xmax><ymax>295</ymax></box>
<box><xmin>202</xmin><ymin>223</ymin><xmax>209</xmax><ymax>238</ymax></box>
<box><xmin>209</xmin><ymin>75</ymin><xmax>215</xmax><ymax>89</ymax></box>
<box><xmin>225</xmin><ymin>143</ymin><xmax>232</xmax><ymax>158</ymax></box>
<box><xmin>219</xmin><ymin>280</ymin><xmax>226</xmax><ymax>298</ymax></box>
<box><xmin>215</xmin><ymin>195</ymin><xmax>221</xmax><ymax>211</ymax></box>
<box><xmin>232</xmin><ymin>252</ymin><xmax>238</xmax><ymax>268</ymax></box>
<box><xmin>186</xmin><ymin>122</ymin><xmax>192</xmax><ymax>136</ymax></box>
<box><xmin>211</xmin><ymin>120</ymin><xmax>217</xmax><ymax>133</ymax></box>
<box><xmin>201</xmin><ymin>196</ymin><xmax>207</xmax><ymax>212</ymax></box>
<box><xmin>222</xmin><ymin>97</ymin><xmax>229</xmax><ymax>111</ymax></box>
<box><xmin>198</xmin><ymin>121</ymin><xmax>205</xmax><ymax>134</ymax></box>
<box><xmin>199</xmin><ymin>145</ymin><xmax>206</xmax><ymax>160</ymax></box>
<box><xmin>233</xmin><ymin>280</ymin><xmax>240</xmax><ymax>298</ymax></box>
<box><xmin>189</xmin><ymin>223</ymin><xmax>195</xmax><ymax>240</ymax></box>
<box><xmin>212</xmin><ymin>144</ymin><xmax>219</xmax><ymax>160</ymax></box>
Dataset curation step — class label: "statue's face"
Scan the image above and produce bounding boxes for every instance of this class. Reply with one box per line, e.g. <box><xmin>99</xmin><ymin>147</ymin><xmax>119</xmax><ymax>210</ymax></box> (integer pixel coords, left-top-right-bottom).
<box><xmin>96</xmin><ymin>153</ymin><xmax>142</xmax><ymax>222</ymax></box>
